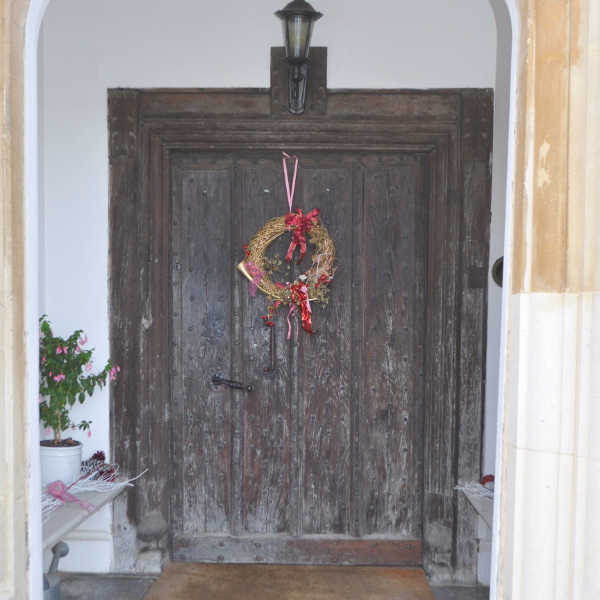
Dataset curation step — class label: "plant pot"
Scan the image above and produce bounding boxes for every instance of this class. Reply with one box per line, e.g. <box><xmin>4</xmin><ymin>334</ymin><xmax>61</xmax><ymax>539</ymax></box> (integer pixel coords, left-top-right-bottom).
<box><xmin>40</xmin><ymin>440</ymin><xmax>82</xmax><ymax>488</ymax></box>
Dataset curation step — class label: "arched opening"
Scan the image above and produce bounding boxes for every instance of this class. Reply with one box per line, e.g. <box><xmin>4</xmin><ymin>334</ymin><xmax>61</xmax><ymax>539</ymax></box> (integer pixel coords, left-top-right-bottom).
<box><xmin>7</xmin><ymin>0</ymin><xmax>517</xmax><ymax>596</ymax></box>
<box><xmin>33</xmin><ymin>0</ymin><xmax>504</xmax><ymax>585</ymax></box>
<box><xmin>9</xmin><ymin>1</ymin><xmax>600</xmax><ymax>598</ymax></box>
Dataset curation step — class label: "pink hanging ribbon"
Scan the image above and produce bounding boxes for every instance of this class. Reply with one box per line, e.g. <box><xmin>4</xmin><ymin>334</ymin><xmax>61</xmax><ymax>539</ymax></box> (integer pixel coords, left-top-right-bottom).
<box><xmin>282</xmin><ymin>152</ymin><xmax>298</xmax><ymax>212</ymax></box>
<box><xmin>244</xmin><ymin>261</ymin><xmax>266</xmax><ymax>296</ymax></box>
<box><xmin>286</xmin><ymin>304</ymin><xmax>297</xmax><ymax>341</ymax></box>
<box><xmin>47</xmin><ymin>480</ymin><xmax>97</xmax><ymax>513</ymax></box>
<box><xmin>281</xmin><ymin>152</ymin><xmax>322</xmax><ymax>264</ymax></box>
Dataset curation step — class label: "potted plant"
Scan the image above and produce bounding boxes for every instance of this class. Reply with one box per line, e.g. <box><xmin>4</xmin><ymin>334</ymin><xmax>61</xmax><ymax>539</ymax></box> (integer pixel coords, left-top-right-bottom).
<box><xmin>39</xmin><ymin>315</ymin><xmax>119</xmax><ymax>486</ymax></box>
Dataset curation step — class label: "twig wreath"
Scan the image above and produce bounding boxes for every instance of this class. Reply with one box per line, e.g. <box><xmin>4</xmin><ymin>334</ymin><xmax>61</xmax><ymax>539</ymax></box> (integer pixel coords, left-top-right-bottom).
<box><xmin>238</xmin><ymin>154</ymin><xmax>335</xmax><ymax>336</ymax></box>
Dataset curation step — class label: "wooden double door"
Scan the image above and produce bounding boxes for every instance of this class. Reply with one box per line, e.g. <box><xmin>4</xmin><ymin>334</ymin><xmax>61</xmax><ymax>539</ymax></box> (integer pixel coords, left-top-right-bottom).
<box><xmin>109</xmin><ymin>82</ymin><xmax>492</xmax><ymax>579</ymax></box>
<box><xmin>169</xmin><ymin>152</ymin><xmax>426</xmax><ymax>564</ymax></box>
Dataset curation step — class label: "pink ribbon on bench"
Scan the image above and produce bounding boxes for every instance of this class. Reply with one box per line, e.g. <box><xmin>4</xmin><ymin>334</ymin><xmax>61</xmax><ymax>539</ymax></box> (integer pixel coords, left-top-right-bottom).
<box><xmin>46</xmin><ymin>480</ymin><xmax>97</xmax><ymax>513</ymax></box>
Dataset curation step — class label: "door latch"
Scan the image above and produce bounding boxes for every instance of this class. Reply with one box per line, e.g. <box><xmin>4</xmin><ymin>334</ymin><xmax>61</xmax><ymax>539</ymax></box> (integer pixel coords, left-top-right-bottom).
<box><xmin>211</xmin><ymin>374</ymin><xmax>253</xmax><ymax>392</ymax></box>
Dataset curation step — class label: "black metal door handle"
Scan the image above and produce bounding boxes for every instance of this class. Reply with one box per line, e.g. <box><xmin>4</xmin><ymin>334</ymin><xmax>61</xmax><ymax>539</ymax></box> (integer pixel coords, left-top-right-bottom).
<box><xmin>211</xmin><ymin>374</ymin><xmax>253</xmax><ymax>392</ymax></box>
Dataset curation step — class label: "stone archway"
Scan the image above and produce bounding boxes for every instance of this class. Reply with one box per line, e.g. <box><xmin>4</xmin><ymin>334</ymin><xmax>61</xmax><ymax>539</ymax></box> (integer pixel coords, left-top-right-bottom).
<box><xmin>1</xmin><ymin>0</ymin><xmax>32</xmax><ymax>597</ymax></box>
<box><xmin>493</xmin><ymin>1</ymin><xmax>600</xmax><ymax>598</ymax></box>
<box><xmin>2</xmin><ymin>1</ymin><xmax>600</xmax><ymax>598</ymax></box>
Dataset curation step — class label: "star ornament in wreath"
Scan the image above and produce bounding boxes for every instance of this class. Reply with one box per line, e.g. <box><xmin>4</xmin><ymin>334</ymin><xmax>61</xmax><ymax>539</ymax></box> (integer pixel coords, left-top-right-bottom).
<box><xmin>238</xmin><ymin>207</ymin><xmax>335</xmax><ymax>336</ymax></box>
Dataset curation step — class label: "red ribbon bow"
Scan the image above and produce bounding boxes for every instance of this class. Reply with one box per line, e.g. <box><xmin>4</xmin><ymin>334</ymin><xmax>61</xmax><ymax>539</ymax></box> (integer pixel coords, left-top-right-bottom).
<box><xmin>284</xmin><ymin>208</ymin><xmax>321</xmax><ymax>264</ymax></box>
<box><xmin>288</xmin><ymin>283</ymin><xmax>313</xmax><ymax>336</ymax></box>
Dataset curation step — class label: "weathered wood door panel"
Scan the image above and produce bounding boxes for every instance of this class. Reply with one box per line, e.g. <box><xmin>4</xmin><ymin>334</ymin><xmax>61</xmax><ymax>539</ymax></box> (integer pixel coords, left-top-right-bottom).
<box><xmin>170</xmin><ymin>153</ymin><xmax>426</xmax><ymax>564</ymax></box>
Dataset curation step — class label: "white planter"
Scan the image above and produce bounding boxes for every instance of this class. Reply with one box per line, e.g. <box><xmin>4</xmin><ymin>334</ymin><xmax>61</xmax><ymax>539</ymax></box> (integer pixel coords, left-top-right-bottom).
<box><xmin>40</xmin><ymin>441</ymin><xmax>83</xmax><ymax>488</ymax></box>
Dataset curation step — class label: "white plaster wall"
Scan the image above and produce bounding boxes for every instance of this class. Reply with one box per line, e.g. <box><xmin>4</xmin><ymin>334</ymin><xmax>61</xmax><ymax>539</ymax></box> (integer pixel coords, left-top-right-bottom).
<box><xmin>478</xmin><ymin>0</ymin><xmax>513</xmax><ymax>584</ymax></box>
<box><xmin>39</xmin><ymin>0</ymin><xmax>500</xmax><ymax>575</ymax></box>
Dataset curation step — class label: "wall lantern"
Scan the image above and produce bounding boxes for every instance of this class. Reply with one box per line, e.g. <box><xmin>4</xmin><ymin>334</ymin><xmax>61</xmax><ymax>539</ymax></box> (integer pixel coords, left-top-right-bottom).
<box><xmin>275</xmin><ymin>0</ymin><xmax>323</xmax><ymax>114</ymax></box>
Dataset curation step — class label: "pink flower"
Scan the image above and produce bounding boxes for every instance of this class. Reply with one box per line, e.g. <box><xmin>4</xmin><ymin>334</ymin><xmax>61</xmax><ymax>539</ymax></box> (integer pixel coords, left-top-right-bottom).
<box><xmin>42</xmin><ymin>357</ymin><xmax>46</xmax><ymax>362</ymax></box>
<box><xmin>79</xmin><ymin>335</ymin><xmax>88</xmax><ymax>345</ymax></box>
<box><xmin>109</xmin><ymin>366</ymin><xmax>119</xmax><ymax>381</ymax></box>
<box><xmin>87</xmin><ymin>430</ymin><xmax>92</xmax><ymax>438</ymax></box>
<box><xmin>63</xmin><ymin>347</ymin><xmax>68</xmax><ymax>354</ymax></box>
<box><xmin>45</xmin><ymin>428</ymin><xmax>51</xmax><ymax>436</ymax></box>
<box><xmin>56</xmin><ymin>347</ymin><xmax>62</xmax><ymax>354</ymax></box>
<box><xmin>76</xmin><ymin>346</ymin><xmax>81</xmax><ymax>352</ymax></box>
<box><xmin>86</xmin><ymin>363</ymin><xmax>93</xmax><ymax>371</ymax></box>
<box><xmin>53</xmin><ymin>373</ymin><xmax>65</xmax><ymax>382</ymax></box>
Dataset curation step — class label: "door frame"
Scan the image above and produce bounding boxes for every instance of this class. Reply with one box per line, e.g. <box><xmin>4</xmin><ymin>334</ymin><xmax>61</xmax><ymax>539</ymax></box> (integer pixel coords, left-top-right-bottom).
<box><xmin>108</xmin><ymin>50</ymin><xmax>492</xmax><ymax>581</ymax></box>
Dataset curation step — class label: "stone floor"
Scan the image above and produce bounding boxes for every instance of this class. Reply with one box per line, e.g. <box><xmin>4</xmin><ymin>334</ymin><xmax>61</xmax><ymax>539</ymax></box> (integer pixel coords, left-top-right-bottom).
<box><xmin>58</xmin><ymin>573</ymin><xmax>489</xmax><ymax>600</ymax></box>
<box><xmin>431</xmin><ymin>584</ymin><xmax>490</xmax><ymax>600</ymax></box>
<box><xmin>58</xmin><ymin>574</ymin><xmax>156</xmax><ymax>600</ymax></box>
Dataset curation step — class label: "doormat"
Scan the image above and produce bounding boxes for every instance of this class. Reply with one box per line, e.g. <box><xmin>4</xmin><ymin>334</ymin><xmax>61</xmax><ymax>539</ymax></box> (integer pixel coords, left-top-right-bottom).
<box><xmin>143</xmin><ymin>563</ymin><xmax>435</xmax><ymax>600</ymax></box>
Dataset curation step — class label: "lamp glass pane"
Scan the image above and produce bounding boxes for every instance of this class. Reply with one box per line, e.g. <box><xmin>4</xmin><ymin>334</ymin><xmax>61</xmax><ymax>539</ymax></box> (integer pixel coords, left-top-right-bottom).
<box><xmin>285</xmin><ymin>17</ymin><xmax>311</xmax><ymax>59</ymax></box>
